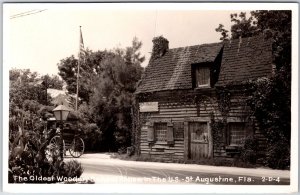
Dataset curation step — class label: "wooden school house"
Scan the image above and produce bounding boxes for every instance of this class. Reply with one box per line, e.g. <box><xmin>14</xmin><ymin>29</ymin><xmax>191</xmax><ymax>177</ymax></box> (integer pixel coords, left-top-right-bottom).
<box><xmin>134</xmin><ymin>35</ymin><xmax>273</xmax><ymax>162</ymax></box>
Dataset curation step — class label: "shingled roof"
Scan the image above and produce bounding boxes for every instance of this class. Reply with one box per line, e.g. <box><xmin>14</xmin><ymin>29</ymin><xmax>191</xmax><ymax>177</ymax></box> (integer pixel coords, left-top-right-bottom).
<box><xmin>216</xmin><ymin>35</ymin><xmax>273</xmax><ymax>86</ymax></box>
<box><xmin>135</xmin><ymin>35</ymin><xmax>273</xmax><ymax>94</ymax></box>
<box><xmin>135</xmin><ymin>42</ymin><xmax>223</xmax><ymax>93</ymax></box>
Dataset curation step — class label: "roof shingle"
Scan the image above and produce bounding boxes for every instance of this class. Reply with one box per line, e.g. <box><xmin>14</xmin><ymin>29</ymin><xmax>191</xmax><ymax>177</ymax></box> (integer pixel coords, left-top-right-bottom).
<box><xmin>216</xmin><ymin>35</ymin><xmax>273</xmax><ymax>86</ymax></box>
<box><xmin>136</xmin><ymin>43</ymin><xmax>223</xmax><ymax>93</ymax></box>
<box><xmin>136</xmin><ymin>35</ymin><xmax>273</xmax><ymax>94</ymax></box>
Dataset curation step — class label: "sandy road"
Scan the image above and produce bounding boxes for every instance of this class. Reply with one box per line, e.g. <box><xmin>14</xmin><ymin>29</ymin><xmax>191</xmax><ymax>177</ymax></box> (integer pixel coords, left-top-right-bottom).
<box><xmin>66</xmin><ymin>153</ymin><xmax>290</xmax><ymax>185</ymax></box>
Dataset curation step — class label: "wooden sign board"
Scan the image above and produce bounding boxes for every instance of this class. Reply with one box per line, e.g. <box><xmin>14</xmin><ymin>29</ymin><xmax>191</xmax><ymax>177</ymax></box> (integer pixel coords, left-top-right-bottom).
<box><xmin>139</xmin><ymin>102</ymin><xmax>159</xmax><ymax>112</ymax></box>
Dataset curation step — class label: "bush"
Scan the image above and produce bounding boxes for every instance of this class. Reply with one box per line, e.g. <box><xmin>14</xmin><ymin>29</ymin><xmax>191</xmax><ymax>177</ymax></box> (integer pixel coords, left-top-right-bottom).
<box><xmin>62</xmin><ymin>160</ymin><xmax>83</xmax><ymax>178</ymax></box>
<box><xmin>81</xmin><ymin>123</ymin><xmax>103</xmax><ymax>152</ymax></box>
<box><xmin>240</xmin><ymin>136</ymin><xmax>260</xmax><ymax>164</ymax></box>
<box><xmin>117</xmin><ymin>146</ymin><xmax>127</xmax><ymax>154</ymax></box>
<box><xmin>264</xmin><ymin>140</ymin><xmax>290</xmax><ymax>169</ymax></box>
<box><xmin>9</xmin><ymin>127</ymin><xmax>85</xmax><ymax>183</ymax></box>
<box><xmin>9</xmin><ymin>129</ymin><xmax>57</xmax><ymax>183</ymax></box>
<box><xmin>247</xmin><ymin>75</ymin><xmax>291</xmax><ymax>170</ymax></box>
<box><xmin>126</xmin><ymin>146</ymin><xmax>135</xmax><ymax>156</ymax></box>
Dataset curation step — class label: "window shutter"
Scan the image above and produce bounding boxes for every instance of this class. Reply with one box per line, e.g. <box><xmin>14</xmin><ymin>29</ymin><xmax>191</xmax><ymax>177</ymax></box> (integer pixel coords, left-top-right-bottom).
<box><xmin>147</xmin><ymin>122</ymin><xmax>154</xmax><ymax>143</ymax></box>
<box><xmin>167</xmin><ymin>123</ymin><xmax>174</xmax><ymax>145</ymax></box>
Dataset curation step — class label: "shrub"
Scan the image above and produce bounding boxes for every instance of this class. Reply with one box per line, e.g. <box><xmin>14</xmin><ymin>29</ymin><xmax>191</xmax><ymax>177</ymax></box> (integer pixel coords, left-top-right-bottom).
<box><xmin>62</xmin><ymin>160</ymin><xmax>84</xmax><ymax>178</ymax></box>
<box><xmin>9</xmin><ymin>127</ymin><xmax>85</xmax><ymax>183</ymax></box>
<box><xmin>264</xmin><ymin>140</ymin><xmax>290</xmax><ymax>169</ymax></box>
<box><xmin>126</xmin><ymin>146</ymin><xmax>135</xmax><ymax>156</ymax></box>
<box><xmin>247</xmin><ymin>75</ymin><xmax>290</xmax><ymax>170</ymax></box>
<box><xmin>9</xmin><ymin>128</ymin><xmax>59</xmax><ymax>183</ymax></box>
<box><xmin>240</xmin><ymin>136</ymin><xmax>260</xmax><ymax>164</ymax></box>
<box><xmin>81</xmin><ymin>123</ymin><xmax>103</xmax><ymax>152</ymax></box>
<box><xmin>117</xmin><ymin>146</ymin><xmax>127</xmax><ymax>154</ymax></box>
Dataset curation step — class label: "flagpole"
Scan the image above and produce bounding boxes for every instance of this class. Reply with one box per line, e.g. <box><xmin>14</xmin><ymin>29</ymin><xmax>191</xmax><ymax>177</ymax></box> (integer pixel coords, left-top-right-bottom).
<box><xmin>75</xmin><ymin>26</ymin><xmax>82</xmax><ymax>111</ymax></box>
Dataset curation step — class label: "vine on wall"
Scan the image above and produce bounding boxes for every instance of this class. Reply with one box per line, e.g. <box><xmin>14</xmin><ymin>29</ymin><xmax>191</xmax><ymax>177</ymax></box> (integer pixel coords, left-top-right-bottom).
<box><xmin>131</xmin><ymin>101</ymin><xmax>140</xmax><ymax>155</ymax></box>
<box><xmin>210</xmin><ymin>88</ymin><xmax>232</xmax><ymax>148</ymax></box>
<box><xmin>210</xmin><ymin>113</ymin><xmax>226</xmax><ymax>147</ymax></box>
<box><xmin>216</xmin><ymin>87</ymin><xmax>231</xmax><ymax>117</ymax></box>
<box><xmin>246</xmin><ymin>78</ymin><xmax>290</xmax><ymax>169</ymax></box>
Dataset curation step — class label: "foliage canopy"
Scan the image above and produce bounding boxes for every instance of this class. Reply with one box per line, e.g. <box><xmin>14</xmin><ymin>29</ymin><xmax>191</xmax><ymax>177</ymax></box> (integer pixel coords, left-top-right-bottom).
<box><xmin>57</xmin><ymin>37</ymin><xmax>144</xmax><ymax>152</ymax></box>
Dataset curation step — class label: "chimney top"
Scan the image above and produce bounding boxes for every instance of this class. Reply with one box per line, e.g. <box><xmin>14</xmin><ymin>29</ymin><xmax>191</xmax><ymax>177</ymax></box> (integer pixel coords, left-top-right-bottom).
<box><xmin>151</xmin><ymin>36</ymin><xmax>169</xmax><ymax>59</ymax></box>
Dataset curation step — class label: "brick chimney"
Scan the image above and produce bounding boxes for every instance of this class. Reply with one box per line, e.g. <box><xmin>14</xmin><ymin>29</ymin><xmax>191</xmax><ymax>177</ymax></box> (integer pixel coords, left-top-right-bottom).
<box><xmin>151</xmin><ymin>36</ymin><xmax>169</xmax><ymax>59</ymax></box>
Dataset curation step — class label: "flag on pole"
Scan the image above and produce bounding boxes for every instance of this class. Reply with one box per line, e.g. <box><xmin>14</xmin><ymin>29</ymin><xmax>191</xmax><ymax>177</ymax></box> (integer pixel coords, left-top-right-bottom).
<box><xmin>79</xmin><ymin>27</ymin><xmax>85</xmax><ymax>59</ymax></box>
<box><xmin>76</xmin><ymin>26</ymin><xmax>84</xmax><ymax>111</ymax></box>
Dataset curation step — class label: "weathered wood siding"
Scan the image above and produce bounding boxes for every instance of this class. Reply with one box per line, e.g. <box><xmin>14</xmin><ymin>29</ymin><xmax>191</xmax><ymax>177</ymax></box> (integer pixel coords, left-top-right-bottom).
<box><xmin>136</xmin><ymin>89</ymin><xmax>267</xmax><ymax>162</ymax></box>
<box><xmin>139</xmin><ymin>102</ymin><xmax>196</xmax><ymax>161</ymax></box>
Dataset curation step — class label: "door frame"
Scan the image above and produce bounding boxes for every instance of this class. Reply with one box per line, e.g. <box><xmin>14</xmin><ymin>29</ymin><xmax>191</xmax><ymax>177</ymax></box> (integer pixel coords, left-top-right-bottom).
<box><xmin>184</xmin><ymin>117</ymin><xmax>213</xmax><ymax>160</ymax></box>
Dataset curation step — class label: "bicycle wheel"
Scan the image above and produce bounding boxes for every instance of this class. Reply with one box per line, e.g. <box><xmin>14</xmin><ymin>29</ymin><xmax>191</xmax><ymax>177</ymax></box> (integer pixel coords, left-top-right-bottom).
<box><xmin>69</xmin><ymin>137</ymin><xmax>85</xmax><ymax>158</ymax></box>
<box><xmin>46</xmin><ymin>136</ymin><xmax>65</xmax><ymax>159</ymax></box>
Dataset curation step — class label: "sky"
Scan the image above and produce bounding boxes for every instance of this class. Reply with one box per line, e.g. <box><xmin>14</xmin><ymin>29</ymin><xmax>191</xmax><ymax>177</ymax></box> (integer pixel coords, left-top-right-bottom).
<box><xmin>4</xmin><ymin>3</ymin><xmax>248</xmax><ymax>76</ymax></box>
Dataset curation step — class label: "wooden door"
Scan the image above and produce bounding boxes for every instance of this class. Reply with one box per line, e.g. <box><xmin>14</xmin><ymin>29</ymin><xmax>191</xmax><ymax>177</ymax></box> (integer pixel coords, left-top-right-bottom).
<box><xmin>189</xmin><ymin>122</ymin><xmax>209</xmax><ymax>160</ymax></box>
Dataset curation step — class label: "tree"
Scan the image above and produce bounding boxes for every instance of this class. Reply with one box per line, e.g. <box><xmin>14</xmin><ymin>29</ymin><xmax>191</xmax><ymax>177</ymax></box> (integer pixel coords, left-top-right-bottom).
<box><xmin>41</xmin><ymin>74</ymin><xmax>64</xmax><ymax>90</ymax></box>
<box><xmin>57</xmin><ymin>37</ymin><xmax>145</xmax><ymax>152</ymax></box>
<box><xmin>88</xmin><ymin>37</ymin><xmax>144</xmax><ymax>152</ymax></box>
<box><xmin>216</xmin><ymin>12</ymin><xmax>258</xmax><ymax>40</ymax></box>
<box><xmin>216</xmin><ymin>11</ymin><xmax>291</xmax><ymax>169</ymax></box>
<box><xmin>9</xmin><ymin>69</ymin><xmax>54</xmax><ymax>142</ymax></box>
<box><xmin>58</xmin><ymin>50</ymin><xmax>112</xmax><ymax>103</ymax></box>
<box><xmin>9</xmin><ymin>69</ymin><xmax>50</xmax><ymax>112</ymax></box>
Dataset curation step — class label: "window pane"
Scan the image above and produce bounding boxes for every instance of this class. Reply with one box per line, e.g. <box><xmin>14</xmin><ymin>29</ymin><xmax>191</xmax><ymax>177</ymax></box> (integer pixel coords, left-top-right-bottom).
<box><xmin>196</xmin><ymin>66</ymin><xmax>210</xmax><ymax>86</ymax></box>
<box><xmin>154</xmin><ymin>123</ymin><xmax>167</xmax><ymax>142</ymax></box>
<box><xmin>229</xmin><ymin>123</ymin><xmax>245</xmax><ymax>145</ymax></box>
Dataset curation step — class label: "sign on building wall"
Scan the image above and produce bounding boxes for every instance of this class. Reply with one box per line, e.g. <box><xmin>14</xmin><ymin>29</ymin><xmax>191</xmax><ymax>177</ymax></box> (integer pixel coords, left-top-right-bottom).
<box><xmin>139</xmin><ymin>102</ymin><xmax>159</xmax><ymax>112</ymax></box>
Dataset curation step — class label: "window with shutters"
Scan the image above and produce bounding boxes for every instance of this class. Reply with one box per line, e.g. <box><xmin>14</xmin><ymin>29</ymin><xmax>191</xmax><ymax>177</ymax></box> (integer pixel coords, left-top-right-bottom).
<box><xmin>154</xmin><ymin>122</ymin><xmax>167</xmax><ymax>142</ymax></box>
<box><xmin>228</xmin><ymin>122</ymin><xmax>246</xmax><ymax>146</ymax></box>
<box><xmin>195</xmin><ymin>66</ymin><xmax>210</xmax><ymax>87</ymax></box>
